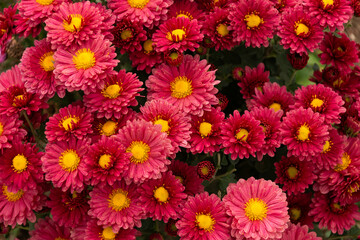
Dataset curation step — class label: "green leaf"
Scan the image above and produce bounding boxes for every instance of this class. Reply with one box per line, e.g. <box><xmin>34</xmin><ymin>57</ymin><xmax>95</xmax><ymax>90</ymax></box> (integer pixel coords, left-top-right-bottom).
<box><xmin>219</xmin><ymin>172</ymin><xmax>236</xmax><ymax>194</ymax></box>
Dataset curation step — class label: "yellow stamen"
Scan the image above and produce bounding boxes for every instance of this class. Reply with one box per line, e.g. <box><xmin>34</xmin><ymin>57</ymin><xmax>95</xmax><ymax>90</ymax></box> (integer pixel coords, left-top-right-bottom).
<box><xmin>199</xmin><ymin>122</ymin><xmax>212</xmax><ymax>138</ymax></box>
<box><xmin>72</xmin><ymin>48</ymin><xmax>96</xmax><ymax>70</ymax></box>
<box><xmin>63</xmin><ymin>14</ymin><xmax>83</xmax><ymax>32</ymax></box>
<box><xmin>99</xmin><ymin>154</ymin><xmax>112</xmax><ymax>169</ymax></box>
<box><xmin>2</xmin><ymin>185</ymin><xmax>24</xmax><ymax>202</ymax></box>
<box><xmin>35</xmin><ymin>0</ymin><xmax>54</xmax><ymax>5</ymax></box>
<box><xmin>269</xmin><ymin>102</ymin><xmax>281</xmax><ymax>112</ymax></box>
<box><xmin>101</xmin><ymin>121</ymin><xmax>118</xmax><ymax>136</ymax></box>
<box><xmin>235</xmin><ymin>128</ymin><xmax>249</xmax><ymax>141</ymax></box>
<box><xmin>244</xmin><ymin>13</ymin><xmax>263</xmax><ymax>29</ymax></box>
<box><xmin>154</xmin><ymin>119</ymin><xmax>170</xmax><ymax>133</ymax></box>
<box><xmin>294</xmin><ymin>22</ymin><xmax>309</xmax><ymax>36</ymax></box>
<box><xmin>322</xmin><ymin>140</ymin><xmax>331</xmax><ymax>153</ymax></box>
<box><xmin>60</xmin><ymin>116</ymin><xmax>79</xmax><ymax>131</ymax></box>
<box><xmin>166</xmin><ymin>29</ymin><xmax>186</xmax><ymax>42</ymax></box>
<box><xmin>59</xmin><ymin>149</ymin><xmax>80</xmax><ymax>172</ymax></box>
<box><xmin>121</xmin><ymin>29</ymin><xmax>133</xmax><ymax>40</ymax></box>
<box><xmin>108</xmin><ymin>188</ymin><xmax>130</xmax><ymax>211</ymax></box>
<box><xmin>127</xmin><ymin>0</ymin><xmax>150</xmax><ymax>9</ymax></box>
<box><xmin>334</xmin><ymin>152</ymin><xmax>351</xmax><ymax>172</ymax></box>
<box><xmin>297</xmin><ymin>125</ymin><xmax>310</xmax><ymax>141</ymax></box>
<box><xmin>322</xmin><ymin>0</ymin><xmax>334</xmax><ymax>7</ymax></box>
<box><xmin>310</xmin><ymin>98</ymin><xmax>324</xmax><ymax>108</ymax></box>
<box><xmin>289</xmin><ymin>208</ymin><xmax>301</xmax><ymax>221</ymax></box>
<box><xmin>0</xmin><ymin>122</ymin><xmax>4</xmax><ymax>136</ymax></box>
<box><xmin>126</xmin><ymin>141</ymin><xmax>150</xmax><ymax>164</ymax></box>
<box><xmin>101</xmin><ymin>227</ymin><xmax>116</xmax><ymax>240</ymax></box>
<box><xmin>170</xmin><ymin>76</ymin><xmax>193</xmax><ymax>99</ymax></box>
<box><xmin>286</xmin><ymin>166</ymin><xmax>299</xmax><ymax>179</ymax></box>
<box><xmin>153</xmin><ymin>186</ymin><xmax>169</xmax><ymax>203</ymax></box>
<box><xmin>200</xmin><ymin>166</ymin><xmax>209</xmax><ymax>175</ymax></box>
<box><xmin>143</xmin><ymin>39</ymin><xmax>153</xmax><ymax>53</ymax></box>
<box><xmin>244</xmin><ymin>198</ymin><xmax>268</xmax><ymax>221</ymax></box>
<box><xmin>102</xmin><ymin>84</ymin><xmax>123</xmax><ymax>99</ymax></box>
<box><xmin>216</xmin><ymin>24</ymin><xmax>229</xmax><ymax>37</ymax></box>
<box><xmin>12</xmin><ymin>154</ymin><xmax>28</xmax><ymax>173</ymax></box>
<box><xmin>39</xmin><ymin>51</ymin><xmax>55</xmax><ymax>72</ymax></box>
<box><xmin>195</xmin><ymin>213</ymin><xmax>215</xmax><ymax>232</ymax></box>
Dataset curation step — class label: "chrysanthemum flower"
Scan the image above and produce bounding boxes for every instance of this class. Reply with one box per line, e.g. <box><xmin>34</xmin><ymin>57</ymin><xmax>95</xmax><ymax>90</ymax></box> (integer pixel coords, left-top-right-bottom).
<box><xmin>278</xmin><ymin>6</ymin><xmax>324</xmax><ymax>54</ymax></box>
<box><xmin>85</xmin><ymin>219</ymin><xmax>139</xmax><ymax>240</ymax></box>
<box><xmin>280</xmin><ymin>107</ymin><xmax>329</xmax><ymax>159</ymax></box>
<box><xmin>115</xmin><ymin>119</ymin><xmax>172</xmax><ymax>184</ymax></box>
<box><xmin>42</xmin><ymin>137</ymin><xmax>90</xmax><ymax>193</ymax></box>
<box><xmin>319</xmin><ymin>32</ymin><xmax>359</xmax><ymax>74</ymax></box>
<box><xmin>196</xmin><ymin>161</ymin><xmax>215</xmax><ymax>180</ymax></box>
<box><xmin>139</xmin><ymin>171</ymin><xmax>187</xmax><ymax>222</ymax></box>
<box><xmin>169</xmin><ymin>160</ymin><xmax>204</xmax><ymax>196</ymax></box>
<box><xmin>309</xmin><ymin>192</ymin><xmax>360</xmax><ymax>234</ymax></box>
<box><xmin>287</xmin><ymin>193</ymin><xmax>314</xmax><ymax>227</ymax></box>
<box><xmin>188</xmin><ymin>107</ymin><xmax>225</xmax><ymax>155</ymax></box>
<box><xmin>83</xmin><ymin>70</ymin><xmax>143</xmax><ymax>119</ymax></box>
<box><xmin>88</xmin><ymin>180</ymin><xmax>144</xmax><ymax>232</ymax></box>
<box><xmin>29</xmin><ymin>217</ymin><xmax>71</xmax><ymax>240</ymax></box>
<box><xmin>140</xmin><ymin>99</ymin><xmax>191</xmax><ymax>156</ymax></box>
<box><xmin>45</xmin><ymin>104</ymin><xmax>93</xmax><ymax>142</ymax></box>
<box><xmin>84</xmin><ymin>136</ymin><xmax>130</xmax><ymax>186</ymax></box>
<box><xmin>0</xmin><ymin>141</ymin><xmax>43</xmax><ymax>192</ymax></box>
<box><xmin>269</xmin><ymin>0</ymin><xmax>297</xmax><ymax>12</ymax></box>
<box><xmin>53</xmin><ymin>37</ymin><xmax>118</xmax><ymax>94</ymax></box>
<box><xmin>167</xmin><ymin>0</ymin><xmax>205</xmax><ymax>22</ymax></box>
<box><xmin>221</xmin><ymin>110</ymin><xmax>265</xmax><ymax>160</ymax></box>
<box><xmin>176</xmin><ymin>192</ymin><xmax>230</xmax><ymax>240</ymax></box>
<box><xmin>0</xmin><ymin>114</ymin><xmax>26</xmax><ymax>150</ymax></box>
<box><xmin>287</xmin><ymin>52</ymin><xmax>310</xmax><ymax>70</ymax></box>
<box><xmin>146</xmin><ymin>54</ymin><xmax>219</xmax><ymax>117</ymax></box>
<box><xmin>107</xmin><ymin>0</ymin><xmax>173</xmax><ymax>28</ymax></box>
<box><xmin>20</xmin><ymin>39</ymin><xmax>65</xmax><ymax>99</ymax></box>
<box><xmin>238</xmin><ymin>63</ymin><xmax>270</xmax><ymax>99</ymax></box>
<box><xmin>0</xmin><ymin>4</ymin><xmax>17</xmax><ymax>52</ymax></box>
<box><xmin>223</xmin><ymin>177</ymin><xmax>289</xmax><ymax>240</ymax></box>
<box><xmin>14</xmin><ymin>14</ymin><xmax>42</xmax><ymax>38</ymax></box>
<box><xmin>316</xmin><ymin>128</ymin><xmax>344</xmax><ymax>170</ymax></box>
<box><xmin>303</xmin><ymin>0</ymin><xmax>353</xmax><ymax>32</ymax></box>
<box><xmin>228</xmin><ymin>0</ymin><xmax>280</xmax><ymax>48</ymax></box>
<box><xmin>281</xmin><ymin>223</ymin><xmax>321</xmax><ymax>240</ymax></box>
<box><xmin>163</xmin><ymin>49</ymin><xmax>184</xmax><ymax>66</ymax></box>
<box><xmin>128</xmin><ymin>39</ymin><xmax>163</xmax><ymax>73</ymax></box>
<box><xmin>153</xmin><ymin>17</ymin><xmax>203</xmax><ymax>53</ymax></box>
<box><xmin>47</xmin><ymin>188</ymin><xmax>89</xmax><ymax>227</ymax></box>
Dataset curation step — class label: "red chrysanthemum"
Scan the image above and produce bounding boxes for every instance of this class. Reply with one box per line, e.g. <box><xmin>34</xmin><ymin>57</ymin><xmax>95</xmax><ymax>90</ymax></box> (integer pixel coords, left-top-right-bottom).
<box><xmin>238</xmin><ymin>63</ymin><xmax>270</xmax><ymax>99</ymax></box>
<box><xmin>0</xmin><ymin>4</ymin><xmax>17</xmax><ymax>52</ymax></box>
<box><xmin>196</xmin><ymin>161</ymin><xmax>215</xmax><ymax>180</ymax></box>
<box><xmin>269</xmin><ymin>0</ymin><xmax>297</xmax><ymax>12</ymax></box>
<box><xmin>287</xmin><ymin>52</ymin><xmax>310</xmax><ymax>70</ymax></box>
<box><xmin>287</xmin><ymin>193</ymin><xmax>314</xmax><ymax>228</ymax></box>
<box><xmin>163</xmin><ymin>48</ymin><xmax>184</xmax><ymax>66</ymax></box>
<box><xmin>281</xmin><ymin>223</ymin><xmax>321</xmax><ymax>240</ymax></box>
<box><xmin>84</xmin><ymin>219</ymin><xmax>139</xmax><ymax>240</ymax></box>
<box><xmin>0</xmin><ymin>114</ymin><xmax>26</xmax><ymax>150</ymax></box>
<box><xmin>167</xmin><ymin>0</ymin><xmax>205</xmax><ymax>22</ymax></box>
<box><xmin>29</xmin><ymin>217</ymin><xmax>71</xmax><ymax>240</ymax></box>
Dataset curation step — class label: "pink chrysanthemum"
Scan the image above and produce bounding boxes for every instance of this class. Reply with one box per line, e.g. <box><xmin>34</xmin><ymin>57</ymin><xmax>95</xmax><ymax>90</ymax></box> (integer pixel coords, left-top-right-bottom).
<box><xmin>188</xmin><ymin>107</ymin><xmax>225</xmax><ymax>155</ymax></box>
<box><xmin>29</xmin><ymin>217</ymin><xmax>71</xmax><ymax>240</ymax></box>
<box><xmin>281</xmin><ymin>223</ymin><xmax>321</xmax><ymax>240</ymax></box>
<box><xmin>0</xmin><ymin>114</ymin><xmax>26</xmax><ymax>150</ymax></box>
<box><xmin>303</xmin><ymin>0</ymin><xmax>353</xmax><ymax>32</ymax></box>
<box><xmin>319</xmin><ymin>32</ymin><xmax>359</xmax><ymax>74</ymax></box>
<box><xmin>221</xmin><ymin>110</ymin><xmax>265</xmax><ymax>160</ymax></box>
<box><xmin>47</xmin><ymin>188</ymin><xmax>89</xmax><ymax>227</ymax></box>
<box><xmin>316</xmin><ymin>128</ymin><xmax>344</xmax><ymax>170</ymax></box>
<box><xmin>167</xmin><ymin>0</ymin><xmax>205</xmax><ymax>22</ymax></box>
<box><xmin>278</xmin><ymin>6</ymin><xmax>324</xmax><ymax>54</ymax></box>
<box><xmin>84</xmin><ymin>136</ymin><xmax>130</xmax><ymax>186</ymax></box>
<box><xmin>196</xmin><ymin>161</ymin><xmax>215</xmax><ymax>180</ymax></box>
<box><xmin>309</xmin><ymin>192</ymin><xmax>360</xmax><ymax>234</ymax></box>
<box><xmin>115</xmin><ymin>119</ymin><xmax>172</xmax><ymax>184</ymax></box>
<box><xmin>176</xmin><ymin>192</ymin><xmax>230</xmax><ymax>240</ymax></box>
<box><xmin>280</xmin><ymin>107</ymin><xmax>329</xmax><ymax>159</ymax></box>
<box><xmin>45</xmin><ymin>104</ymin><xmax>93</xmax><ymax>142</ymax></box>
<box><xmin>45</xmin><ymin>1</ymin><xmax>114</xmax><ymax>49</ymax></box>
<box><xmin>83</xmin><ymin>70</ymin><xmax>143</xmax><ymax>119</ymax></box>
<box><xmin>153</xmin><ymin>17</ymin><xmax>203</xmax><ymax>53</ymax></box>
<box><xmin>275</xmin><ymin>156</ymin><xmax>316</xmax><ymax>195</ymax></box>
<box><xmin>169</xmin><ymin>160</ymin><xmax>204</xmax><ymax>196</ymax></box>
<box><xmin>287</xmin><ymin>193</ymin><xmax>314</xmax><ymax>228</ymax></box>
<box><xmin>146</xmin><ymin>54</ymin><xmax>219</xmax><ymax>117</ymax></box>
<box><xmin>14</xmin><ymin>14</ymin><xmax>42</xmax><ymax>39</ymax></box>
<box><xmin>53</xmin><ymin>37</ymin><xmax>118</xmax><ymax>94</ymax></box>
<box><xmin>88</xmin><ymin>180</ymin><xmax>144</xmax><ymax>232</ymax></box>
<box><xmin>84</xmin><ymin>219</ymin><xmax>139</xmax><ymax>240</ymax></box>
<box><xmin>42</xmin><ymin>137</ymin><xmax>90</xmax><ymax>193</ymax></box>
<box><xmin>223</xmin><ymin>177</ymin><xmax>289</xmax><ymax>240</ymax></box>
<box><xmin>140</xmin><ymin>99</ymin><xmax>191</xmax><ymax>156</ymax></box>
<box><xmin>228</xmin><ymin>0</ymin><xmax>280</xmax><ymax>48</ymax></box>
<box><xmin>238</xmin><ymin>63</ymin><xmax>270</xmax><ymax>99</ymax></box>
<box><xmin>249</xmin><ymin>107</ymin><xmax>282</xmax><ymax>161</ymax></box>
<box><xmin>107</xmin><ymin>0</ymin><xmax>173</xmax><ymax>28</ymax></box>
<box><xmin>139</xmin><ymin>171</ymin><xmax>187</xmax><ymax>222</ymax></box>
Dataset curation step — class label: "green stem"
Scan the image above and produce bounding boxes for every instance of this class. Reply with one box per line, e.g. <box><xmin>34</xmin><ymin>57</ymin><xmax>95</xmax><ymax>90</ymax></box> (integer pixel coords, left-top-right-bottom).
<box><xmin>21</xmin><ymin>111</ymin><xmax>46</xmax><ymax>149</ymax></box>
<box><xmin>155</xmin><ymin>220</ymin><xmax>160</xmax><ymax>232</ymax></box>
<box><xmin>210</xmin><ymin>168</ymin><xmax>236</xmax><ymax>184</ymax></box>
<box><xmin>287</xmin><ymin>70</ymin><xmax>297</xmax><ymax>87</ymax></box>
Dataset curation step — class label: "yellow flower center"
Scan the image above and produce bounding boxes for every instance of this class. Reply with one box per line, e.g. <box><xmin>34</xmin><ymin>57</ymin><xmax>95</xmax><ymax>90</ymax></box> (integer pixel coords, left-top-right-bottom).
<box><xmin>121</xmin><ymin>29</ymin><xmax>133</xmax><ymax>40</ymax></box>
<box><xmin>101</xmin><ymin>121</ymin><xmax>118</xmax><ymax>136</ymax></box>
<box><xmin>166</xmin><ymin>29</ymin><xmax>186</xmax><ymax>42</ymax></box>
<box><xmin>170</xmin><ymin>76</ymin><xmax>193</xmax><ymax>99</ymax></box>
<box><xmin>154</xmin><ymin>119</ymin><xmax>170</xmax><ymax>133</ymax></box>
<box><xmin>334</xmin><ymin>152</ymin><xmax>351</xmax><ymax>172</ymax></box>
<box><xmin>244</xmin><ymin>198</ymin><xmax>268</xmax><ymax>221</ymax></box>
<box><xmin>39</xmin><ymin>51</ymin><xmax>55</xmax><ymax>72</ymax></box>
<box><xmin>63</xmin><ymin>14</ymin><xmax>83</xmax><ymax>32</ymax></box>
<box><xmin>216</xmin><ymin>24</ymin><xmax>229</xmax><ymax>37</ymax></box>
<box><xmin>322</xmin><ymin>140</ymin><xmax>331</xmax><ymax>153</ymax></box>
<box><xmin>244</xmin><ymin>13</ymin><xmax>263</xmax><ymax>28</ymax></box>
<box><xmin>72</xmin><ymin>48</ymin><xmax>96</xmax><ymax>70</ymax></box>
<box><xmin>322</xmin><ymin>0</ymin><xmax>334</xmax><ymax>7</ymax></box>
<box><xmin>126</xmin><ymin>141</ymin><xmax>150</xmax><ymax>164</ymax></box>
<box><xmin>199</xmin><ymin>122</ymin><xmax>212</xmax><ymax>138</ymax></box>
<box><xmin>143</xmin><ymin>39</ymin><xmax>153</xmax><ymax>53</ymax></box>
<box><xmin>177</xmin><ymin>13</ymin><xmax>190</xmax><ymax>19</ymax></box>
<box><xmin>59</xmin><ymin>149</ymin><xmax>80</xmax><ymax>172</ymax></box>
<box><xmin>269</xmin><ymin>102</ymin><xmax>281</xmax><ymax>112</ymax></box>
<box><xmin>286</xmin><ymin>166</ymin><xmax>299</xmax><ymax>179</ymax></box>
<box><xmin>102</xmin><ymin>84</ymin><xmax>123</xmax><ymax>99</ymax></box>
<box><xmin>127</xmin><ymin>0</ymin><xmax>150</xmax><ymax>9</ymax></box>
<box><xmin>99</xmin><ymin>154</ymin><xmax>112</xmax><ymax>169</ymax></box>
<box><xmin>170</xmin><ymin>52</ymin><xmax>179</xmax><ymax>60</ymax></box>
<box><xmin>12</xmin><ymin>154</ymin><xmax>28</xmax><ymax>173</ymax></box>
<box><xmin>60</xmin><ymin>116</ymin><xmax>79</xmax><ymax>131</ymax></box>
<box><xmin>297</xmin><ymin>125</ymin><xmax>310</xmax><ymax>141</ymax></box>
<box><xmin>2</xmin><ymin>185</ymin><xmax>24</xmax><ymax>202</ymax></box>
<box><xmin>235</xmin><ymin>128</ymin><xmax>249</xmax><ymax>141</ymax></box>
<box><xmin>294</xmin><ymin>22</ymin><xmax>309</xmax><ymax>36</ymax></box>
<box><xmin>333</xmin><ymin>78</ymin><xmax>344</xmax><ymax>87</ymax></box>
<box><xmin>35</xmin><ymin>0</ymin><xmax>54</xmax><ymax>5</ymax></box>
<box><xmin>108</xmin><ymin>188</ymin><xmax>130</xmax><ymax>211</ymax></box>
<box><xmin>289</xmin><ymin>207</ymin><xmax>301</xmax><ymax>221</ymax></box>
<box><xmin>200</xmin><ymin>166</ymin><xmax>209</xmax><ymax>175</ymax></box>
<box><xmin>349</xmin><ymin>182</ymin><xmax>359</xmax><ymax>194</ymax></box>
<box><xmin>101</xmin><ymin>227</ymin><xmax>116</xmax><ymax>240</ymax></box>
<box><xmin>310</xmin><ymin>98</ymin><xmax>324</xmax><ymax>108</ymax></box>
<box><xmin>0</xmin><ymin>122</ymin><xmax>3</xmax><ymax>136</ymax></box>
<box><xmin>55</xmin><ymin>238</ymin><xmax>68</xmax><ymax>240</ymax></box>
<box><xmin>175</xmin><ymin>175</ymin><xmax>184</xmax><ymax>183</ymax></box>
<box><xmin>153</xmin><ymin>186</ymin><xmax>169</xmax><ymax>203</ymax></box>
<box><xmin>13</xmin><ymin>94</ymin><xmax>25</xmax><ymax>106</ymax></box>
<box><xmin>196</xmin><ymin>213</ymin><xmax>215</xmax><ymax>232</ymax></box>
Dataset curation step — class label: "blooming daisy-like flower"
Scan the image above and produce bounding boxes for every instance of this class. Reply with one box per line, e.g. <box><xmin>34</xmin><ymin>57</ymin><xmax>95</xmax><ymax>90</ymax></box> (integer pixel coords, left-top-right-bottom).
<box><xmin>281</xmin><ymin>223</ymin><xmax>321</xmax><ymax>240</ymax></box>
<box><xmin>287</xmin><ymin>193</ymin><xmax>314</xmax><ymax>227</ymax></box>
<box><xmin>29</xmin><ymin>217</ymin><xmax>71</xmax><ymax>240</ymax></box>
<box><xmin>84</xmin><ymin>136</ymin><xmax>129</xmax><ymax>186</ymax></box>
<box><xmin>164</xmin><ymin>49</ymin><xmax>184</xmax><ymax>66</ymax></box>
<box><xmin>83</xmin><ymin>70</ymin><xmax>143</xmax><ymax>119</ymax></box>
<box><xmin>128</xmin><ymin>39</ymin><xmax>163</xmax><ymax>73</ymax></box>
<box><xmin>0</xmin><ymin>114</ymin><xmax>26</xmax><ymax>150</ymax></box>
<box><xmin>309</xmin><ymin>192</ymin><xmax>360</xmax><ymax>234</ymax></box>
<box><xmin>278</xmin><ymin>6</ymin><xmax>324</xmax><ymax>54</ymax></box>
<box><xmin>53</xmin><ymin>37</ymin><xmax>118</xmax><ymax>94</ymax></box>
<box><xmin>287</xmin><ymin>52</ymin><xmax>310</xmax><ymax>70</ymax></box>
<box><xmin>223</xmin><ymin>177</ymin><xmax>289</xmax><ymax>240</ymax></box>
<box><xmin>176</xmin><ymin>192</ymin><xmax>230</xmax><ymax>240</ymax></box>
<box><xmin>196</xmin><ymin>161</ymin><xmax>215</xmax><ymax>180</ymax></box>
<box><xmin>275</xmin><ymin>156</ymin><xmax>316</xmax><ymax>195</ymax></box>
<box><xmin>153</xmin><ymin>17</ymin><xmax>203</xmax><ymax>53</ymax></box>
<box><xmin>88</xmin><ymin>180</ymin><xmax>144</xmax><ymax>231</ymax></box>
<box><xmin>139</xmin><ymin>171</ymin><xmax>187</xmax><ymax>222</ymax></box>
<box><xmin>280</xmin><ymin>107</ymin><xmax>329</xmax><ymax>159</ymax></box>
<box><xmin>19</xmin><ymin>39</ymin><xmax>65</xmax><ymax>99</ymax></box>
<box><xmin>238</xmin><ymin>63</ymin><xmax>270</xmax><ymax>99</ymax></box>
<box><xmin>140</xmin><ymin>99</ymin><xmax>191</xmax><ymax>156</ymax></box>
<box><xmin>303</xmin><ymin>0</ymin><xmax>353</xmax><ymax>32</ymax></box>
<box><xmin>85</xmin><ymin>219</ymin><xmax>139</xmax><ymax>240</ymax></box>
<box><xmin>42</xmin><ymin>137</ymin><xmax>90</xmax><ymax>193</ymax></box>
<box><xmin>107</xmin><ymin>0</ymin><xmax>173</xmax><ymax>28</ymax></box>
<box><xmin>0</xmin><ymin>141</ymin><xmax>43</xmax><ymax>192</ymax></box>
<box><xmin>319</xmin><ymin>32</ymin><xmax>359</xmax><ymax>74</ymax></box>
<box><xmin>167</xmin><ymin>0</ymin><xmax>205</xmax><ymax>22</ymax></box>
<box><xmin>115</xmin><ymin>119</ymin><xmax>172</xmax><ymax>184</ymax></box>
<box><xmin>228</xmin><ymin>0</ymin><xmax>280</xmax><ymax>48</ymax></box>
<box><xmin>292</xmin><ymin>84</ymin><xmax>346</xmax><ymax>125</ymax></box>
<box><xmin>47</xmin><ymin>188</ymin><xmax>89</xmax><ymax>227</ymax></box>
<box><xmin>188</xmin><ymin>107</ymin><xmax>225</xmax><ymax>155</ymax></box>
<box><xmin>146</xmin><ymin>54</ymin><xmax>219</xmax><ymax>117</ymax></box>
<box><xmin>45</xmin><ymin>104</ymin><xmax>93</xmax><ymax>142</ymax></box>
<box><xmin>221</xmin><ymin>110</ymin><xmax>265</xmax><ymax>160</ymax></box>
